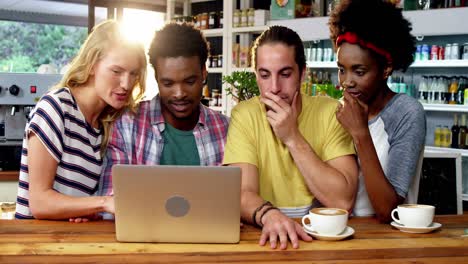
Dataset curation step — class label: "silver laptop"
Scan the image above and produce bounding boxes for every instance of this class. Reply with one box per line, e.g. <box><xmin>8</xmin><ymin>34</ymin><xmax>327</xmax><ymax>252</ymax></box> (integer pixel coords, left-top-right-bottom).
<box><xmin>112</xmin><ymin>165</ymin><xmax>241</xmax><ymax>243</ymax></box>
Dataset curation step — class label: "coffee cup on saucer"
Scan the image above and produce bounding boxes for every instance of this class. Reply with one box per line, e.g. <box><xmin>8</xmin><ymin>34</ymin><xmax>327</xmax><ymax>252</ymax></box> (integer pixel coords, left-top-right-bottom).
<box><xmin>301</xmin><ymin>207</ymin><xmax>348</xmax><ymax>236</ymax></box>
<box><xmin>391</xmin><ymin>204</ymin><xmax>435</xmax><ymax>227</ymax></box>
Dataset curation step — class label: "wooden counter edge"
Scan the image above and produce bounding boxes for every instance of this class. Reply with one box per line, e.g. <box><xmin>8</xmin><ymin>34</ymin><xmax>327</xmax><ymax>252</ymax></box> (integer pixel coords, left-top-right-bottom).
<box><xmin>0</xmin><ymin>171</ymin><xmax>19</xmax><ymax>181</ymax></box>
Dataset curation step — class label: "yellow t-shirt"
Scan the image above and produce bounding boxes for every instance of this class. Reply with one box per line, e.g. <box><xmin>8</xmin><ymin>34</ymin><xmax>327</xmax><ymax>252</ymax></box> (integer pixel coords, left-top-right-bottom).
<box><xmin>223</xmin><ymin>95</ymin><xmax>355</xmax><ymax>216</ymax></box>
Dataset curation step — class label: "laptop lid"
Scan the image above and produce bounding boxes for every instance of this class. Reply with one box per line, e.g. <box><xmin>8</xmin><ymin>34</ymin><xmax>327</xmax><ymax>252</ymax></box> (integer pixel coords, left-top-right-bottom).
<box><xmin>112</xmin><ymin>165</ymin><xmax>241</xmax><ymax>243</ymax></box>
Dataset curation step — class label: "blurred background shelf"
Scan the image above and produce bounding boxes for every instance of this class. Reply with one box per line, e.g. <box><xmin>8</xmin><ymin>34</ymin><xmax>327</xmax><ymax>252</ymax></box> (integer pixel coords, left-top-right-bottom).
<box><xmin>425</xmin><ymin>146</ymin><xmax>468</xmax><ymax>157</ymax></box>
<box><xmin>423</xmin><ymin>104</ymin><xmax>468</xmax><ymax>113</ymax></box>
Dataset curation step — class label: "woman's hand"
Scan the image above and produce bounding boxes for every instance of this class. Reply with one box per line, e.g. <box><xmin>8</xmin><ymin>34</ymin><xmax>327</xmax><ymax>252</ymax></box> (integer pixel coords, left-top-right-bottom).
<box><xmin>336</xmin><ymin>90</ymin><xmax>369</xmax><ymax>139</ymax></box>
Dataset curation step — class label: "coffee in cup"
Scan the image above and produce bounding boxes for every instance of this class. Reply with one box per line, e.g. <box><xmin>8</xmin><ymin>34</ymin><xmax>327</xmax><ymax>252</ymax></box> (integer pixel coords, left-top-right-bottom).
<box><xmin>301</xmin><ymin>208</ymin><xmax>348</xmax><ymax>236</ymax></box>
<box><xmin>391</xmin><ymin>204</ymin><xmax>435</xmax><ymax>227</ymax></box>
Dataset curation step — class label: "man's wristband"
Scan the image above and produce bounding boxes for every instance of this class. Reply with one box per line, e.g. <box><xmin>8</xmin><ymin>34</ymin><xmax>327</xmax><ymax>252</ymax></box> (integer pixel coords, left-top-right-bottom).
<box><xmin>259</xmin><ymin>206</ymin><xmax>279</xmax><ymax>228</ymax></box>
<box><xmin>252</xmin><ymin>201</ymin><xmax>272</xmax><ymax>228</ymax></box>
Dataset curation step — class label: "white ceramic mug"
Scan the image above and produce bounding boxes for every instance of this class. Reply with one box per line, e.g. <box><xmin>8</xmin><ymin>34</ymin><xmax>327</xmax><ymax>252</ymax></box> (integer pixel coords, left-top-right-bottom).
<box><xmin>391</xmin><ymin>204</ymin><xmax>435</xmax><ymax>227</ymax></box>
<box><xmin>301</xmin><ymin>208</ymin><xmax>348</xmax><ymax>236</ymax></box>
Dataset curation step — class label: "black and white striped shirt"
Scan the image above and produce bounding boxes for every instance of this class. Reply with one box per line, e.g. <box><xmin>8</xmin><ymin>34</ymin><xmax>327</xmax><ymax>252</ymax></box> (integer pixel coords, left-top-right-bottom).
<box><xmin>15</xmin><ymin>87</ymin><xmax>102</xmax><ymax>219</ymax></box>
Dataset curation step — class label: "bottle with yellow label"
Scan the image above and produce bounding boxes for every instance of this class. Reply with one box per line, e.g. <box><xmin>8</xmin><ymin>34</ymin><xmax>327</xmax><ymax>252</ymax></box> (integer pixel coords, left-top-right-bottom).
<box><xmin>434</xmin><ymin>125</ymin><xmax>442</xmax><ymax>147</ymax></box>
<box><xmin>442</xmin><ymin>126</ymin><xmax>451</xmax><ymax>148</ymax></box>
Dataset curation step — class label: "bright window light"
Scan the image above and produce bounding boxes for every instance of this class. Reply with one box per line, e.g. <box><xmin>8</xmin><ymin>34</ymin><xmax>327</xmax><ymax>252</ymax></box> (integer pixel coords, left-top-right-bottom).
<box><xmin>121</xmin><ymin>8</ymin><xmax>166</xmax><ymax>99</ymax></box>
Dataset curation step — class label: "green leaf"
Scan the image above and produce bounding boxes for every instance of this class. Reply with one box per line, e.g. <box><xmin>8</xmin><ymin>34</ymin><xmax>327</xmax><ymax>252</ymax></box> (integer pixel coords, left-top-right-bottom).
<box><xmin>222</xmin><ymin>70</ymin><xmax>259</xmax><ymax>101</ymax></box>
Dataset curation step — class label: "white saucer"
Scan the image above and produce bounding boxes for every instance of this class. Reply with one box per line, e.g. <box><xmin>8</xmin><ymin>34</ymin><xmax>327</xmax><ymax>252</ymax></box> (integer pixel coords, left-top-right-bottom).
<box><xmin>303</xmin><ymin>226</ymin><xmax>355</xmax><ymax>241</ymax></box>
<box><xmin>390</xmin><ymin>221</ymin><xmax>442</xmax><ymax>234</ymax></box>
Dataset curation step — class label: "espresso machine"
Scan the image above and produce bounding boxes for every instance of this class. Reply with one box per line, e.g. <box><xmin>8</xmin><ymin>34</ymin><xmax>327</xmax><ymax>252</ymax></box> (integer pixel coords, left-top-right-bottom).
<box><xmin>0</xmin><ymin>73</ymin><xmax>62</xmax><ymax>171</ymax></box>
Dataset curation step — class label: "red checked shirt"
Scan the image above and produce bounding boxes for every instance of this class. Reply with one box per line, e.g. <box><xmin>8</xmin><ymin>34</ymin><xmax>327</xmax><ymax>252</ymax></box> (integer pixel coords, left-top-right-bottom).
<box><xmin>98</xmin><ymin>95</ymin><xmax>229</xmax><ymax>196</ymax></box>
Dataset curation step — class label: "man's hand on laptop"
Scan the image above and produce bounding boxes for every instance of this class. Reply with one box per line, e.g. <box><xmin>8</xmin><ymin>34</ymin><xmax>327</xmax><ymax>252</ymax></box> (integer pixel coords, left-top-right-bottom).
<box><xmin>259</xmin><ymin>209</ymin><xmax>312</xmax><ymax>250</ymax></box>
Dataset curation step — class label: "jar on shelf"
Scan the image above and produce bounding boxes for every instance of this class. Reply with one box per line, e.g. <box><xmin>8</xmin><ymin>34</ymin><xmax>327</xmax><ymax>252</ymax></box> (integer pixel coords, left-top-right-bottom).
<box><xmin>194</xmin><ymin>15</ymin><xmax>199</xmax><ymax>28</ymax></box>
<box><xmin>233</xmin><ymin>9</ymin><xmax>241</xmax><ymax>28</ymax></box>
<box><xmin>240</xmin><ymin>9</ymin><xmax>248</xmax><ymax>27</ymax></box>
<box><xmin>212</xmin><ymin>89</ymin><xmax>221</xmax><ymax>106</ymax></box>
<box><xmin>248</xmin><ymin>8</ymin><xmax>255</xmax><ymax>27</ymax></box>
<box><xmin>217</xmin><ymin>54</ymin><xmax>223</xmax><ymax>68</ymax></box>
<box><xmin>200</xmin><ymin>12</ymin><xmax>208</xmax><ymax>30</ymax></box>
<box><xmin>208</xmin><ymin>11</ymin><xmax>218</xmax><ymax>29</ymax></box>
<box><xmin>212</xmin><ymin>55</ymin><xmax>218</xmax><ymax>68</ymax></box>
<box><xmin>463</xmin><ymin>43</ymin><xmax>468</xmax><ymax>60</ymax></box>
<box><xmin>219</xmin><ymin>11</ymin><xmax>223</xmax><ymax>28</ymax></box>
<box><xmin>206</xmin><ymin>55</ymin><xmax>213</xmax><ymax>68</ymax></box>
<box><xmin>202</xmin><ymin>85</ymin><xmax>211</xmax><ymax>98</ymax></box>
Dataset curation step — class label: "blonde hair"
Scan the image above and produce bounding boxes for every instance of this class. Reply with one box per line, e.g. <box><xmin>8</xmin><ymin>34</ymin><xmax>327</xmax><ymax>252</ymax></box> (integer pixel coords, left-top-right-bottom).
<box><xmin>53</xmin><ymin>20</ymin><xmax>147</xmax><ymax>155</ymax></box>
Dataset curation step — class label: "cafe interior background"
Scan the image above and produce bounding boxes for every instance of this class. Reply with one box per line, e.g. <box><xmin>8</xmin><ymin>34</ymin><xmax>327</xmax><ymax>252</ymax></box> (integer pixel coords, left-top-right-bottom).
<box><xmin>1</xmin><ymin>0</ymin><xmax>468</xmax><ymax>218</ymax></box>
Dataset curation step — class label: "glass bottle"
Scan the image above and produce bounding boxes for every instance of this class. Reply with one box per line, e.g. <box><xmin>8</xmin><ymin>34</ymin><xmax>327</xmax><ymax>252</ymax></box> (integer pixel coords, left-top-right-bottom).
<box><xmin>233</xmin><ymin>10</ymin><xmax>240</xmax><ymax>28</ymax></box>
<box><xmin>451</xmin><ymin>114</ymin><xmax>460</xmax><ymax>148</ymax></box>
<box><xmin>459</xmin><ymin>114</ymin><xmax>467</xmax><ymax>149</ymax></box>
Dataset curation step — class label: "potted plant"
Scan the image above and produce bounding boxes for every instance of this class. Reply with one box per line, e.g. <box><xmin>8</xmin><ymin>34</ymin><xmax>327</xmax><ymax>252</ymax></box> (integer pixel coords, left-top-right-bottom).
<box><xmin>222</xmin><ymin>70</ymin><xmax>259</xmax><ymax>102</ymax></box>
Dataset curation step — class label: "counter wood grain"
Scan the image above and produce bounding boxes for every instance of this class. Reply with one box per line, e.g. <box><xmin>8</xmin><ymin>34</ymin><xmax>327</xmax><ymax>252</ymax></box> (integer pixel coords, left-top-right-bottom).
<box><xmin>0</xmin><ymin>215</ymin><xmax>467</xmax><ymax>263</ymax></box>
<box><xmin>0</xmin><ymin>171</ymin><xmax>19</xmax><ymax>181</ymax></box>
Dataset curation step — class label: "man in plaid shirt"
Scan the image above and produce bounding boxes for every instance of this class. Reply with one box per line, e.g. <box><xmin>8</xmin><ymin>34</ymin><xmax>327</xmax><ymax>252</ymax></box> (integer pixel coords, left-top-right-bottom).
<box><xmin>98</xmin><ymin>23</ymin><xmax>229</xmax><ymax>198</ymax></box>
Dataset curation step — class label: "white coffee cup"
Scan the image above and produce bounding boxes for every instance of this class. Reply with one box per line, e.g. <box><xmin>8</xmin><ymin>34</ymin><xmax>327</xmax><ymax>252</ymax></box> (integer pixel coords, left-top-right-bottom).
<box><xmin>391</xmin><ymin>204</ymin><xmax>435</xmax><ymax>227</ymax></box>
<box><xmin>301</xmin><ymin>207</ymin><xmax>348</xmax><ymax>236</ymax></box>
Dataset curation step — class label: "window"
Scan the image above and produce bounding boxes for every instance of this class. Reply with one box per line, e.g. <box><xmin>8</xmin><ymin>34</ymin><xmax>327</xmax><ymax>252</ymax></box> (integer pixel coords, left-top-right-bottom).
<box><xmin>0</xmin><ymin>21</ymin><xmax>87</xmax><ymax>73</ymax></box>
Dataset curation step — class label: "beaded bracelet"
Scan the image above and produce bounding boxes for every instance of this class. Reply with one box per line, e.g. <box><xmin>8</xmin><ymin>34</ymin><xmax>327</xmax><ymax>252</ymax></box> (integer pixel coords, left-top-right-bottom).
<box><xmin>258</xmin><ymin>206</ymin><xmax>279</xmax><ymax>228</ymax></box>
<box><xmin>252</xmin><ymin>201</ymin><xmax>272</xmax><ymax>228</ymax></box>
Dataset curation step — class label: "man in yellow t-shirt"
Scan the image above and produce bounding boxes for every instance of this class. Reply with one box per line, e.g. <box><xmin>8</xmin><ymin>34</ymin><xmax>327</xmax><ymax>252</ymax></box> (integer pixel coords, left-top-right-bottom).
<box><xmin>223</xmin><ymin>26</ymin><xmax>358</xmax><ymax>250</ymax></box>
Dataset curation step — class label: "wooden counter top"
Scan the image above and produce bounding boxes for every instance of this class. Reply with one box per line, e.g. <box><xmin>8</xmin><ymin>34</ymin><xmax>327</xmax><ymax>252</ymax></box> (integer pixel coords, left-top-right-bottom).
<box><xmin>0</xmin><ymin>215</ymin><xmax>467</xmax><ymax>263</ymax></box>
<box><xmin>0</xmin><ymin>171</ymin><xmax>19</xmax><ymax>181</ymax></box>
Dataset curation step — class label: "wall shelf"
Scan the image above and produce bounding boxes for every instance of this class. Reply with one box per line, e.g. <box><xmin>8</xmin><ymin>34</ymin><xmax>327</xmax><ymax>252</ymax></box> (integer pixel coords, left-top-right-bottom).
<box><xmin>232</xmin><ymin>25</ymin><xmax>268</xmax><ymax>34</ymax></box>
<box><xmin>307</xmin><ymin>60</ymin><xmax>468</xmax><ymax>69</ymax></box>
<box><xmin>202</xmin><ymin>28</ymin><xmax>223</xmax><ymax>38</ymax></box>
<box><xmin>411</xmin><ymin>60</ymin><xmax>468</xmax><ymax>68</ymax></box>
<box><xmin>231</xmin><ymin>67</ymin><xmax>253</xmax><ymax>72</ymax></box>
<box><xmin>423</xmin><ymin>104</ymin><xmax>468</xmax><ymax>113</ymax></box>
<box><xmin>269</xmin><ymin>7</ymin><xmax>468</xmax><ymax>41</ymax></box>
<box><xmin>207</xmin><ymin>67</ymin><xmax>223</xmax><ymax>73</ymax></box>
<box><xmin>307</xmin><ymin>61</ymin><xmax>336</xmax><ymax>68</ymax></box>
<box><xmin>425</xmin><ymin>146</ymin><xmax>468</xmax><ymax>157</ymax></box>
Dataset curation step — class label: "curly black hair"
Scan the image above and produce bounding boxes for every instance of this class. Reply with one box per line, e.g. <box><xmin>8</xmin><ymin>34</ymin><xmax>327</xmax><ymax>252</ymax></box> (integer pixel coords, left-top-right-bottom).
<box><xmin>148</xmin><ymin>22</ymin><xmax>209</xmax><ymax>75</ymax></box>
<box><xmin>329</xmin><ymin>0</ymin><xmax>416</xmax><ymax>72</ymax></box>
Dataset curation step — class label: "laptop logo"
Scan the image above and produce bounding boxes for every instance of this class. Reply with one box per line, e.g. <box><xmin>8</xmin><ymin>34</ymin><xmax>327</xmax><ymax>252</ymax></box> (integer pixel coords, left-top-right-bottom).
<box><xmin>165</xmin><ymin>195</ymin><xmax>190</xmax><ymax>217</ymax></box>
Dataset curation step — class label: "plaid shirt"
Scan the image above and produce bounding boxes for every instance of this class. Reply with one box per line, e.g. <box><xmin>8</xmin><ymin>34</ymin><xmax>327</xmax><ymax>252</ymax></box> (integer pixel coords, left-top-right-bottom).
<box><xmin>98</xmin><ymin>95</ymin><xmax>229</xmax><ymax>196</ymax></box>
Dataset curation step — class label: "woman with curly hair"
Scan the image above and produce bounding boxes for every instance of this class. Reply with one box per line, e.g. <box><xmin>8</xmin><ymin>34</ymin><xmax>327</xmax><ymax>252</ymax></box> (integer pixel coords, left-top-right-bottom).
<box><xmin>329</xmin><ymin>0</ymin><xmax>426</xmax><ymax>222</ymax></box>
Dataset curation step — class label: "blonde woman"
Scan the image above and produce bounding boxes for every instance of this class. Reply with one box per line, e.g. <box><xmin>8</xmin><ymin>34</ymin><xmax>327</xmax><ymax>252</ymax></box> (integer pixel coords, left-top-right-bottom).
<box><xmin>15</xmin><ymin>20</ymin><xmax>147</xmax><ymax>221</ymax></box>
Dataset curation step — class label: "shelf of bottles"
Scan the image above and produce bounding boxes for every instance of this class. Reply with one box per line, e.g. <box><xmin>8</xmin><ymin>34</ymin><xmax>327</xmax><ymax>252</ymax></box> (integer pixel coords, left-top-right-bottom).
<box><xmin>301</xmin><ymin>69</ymin><xmax>342</xmax><ymax>99</ymax></box>
<box><xmin>432</xmin><ymin>113</ymin><xmax>468</xmax><ymax>156</ymax></box>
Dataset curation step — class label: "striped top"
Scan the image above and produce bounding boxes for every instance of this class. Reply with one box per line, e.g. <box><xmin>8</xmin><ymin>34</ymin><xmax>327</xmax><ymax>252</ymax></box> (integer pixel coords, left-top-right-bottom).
<box><xmin>15</xmin><ymin>88</ymin><xmax>103</xmax><ymax>219</ymax></box>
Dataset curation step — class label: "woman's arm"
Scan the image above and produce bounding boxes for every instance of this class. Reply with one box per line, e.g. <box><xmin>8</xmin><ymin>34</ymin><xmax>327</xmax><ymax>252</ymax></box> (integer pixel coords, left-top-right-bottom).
<box><xmin>28</xmin><ymin>133</ymin><xmax>114</xmax><ymax>220</ymax></box>
<box><xmin>336</xmin><ymin>91</ymin><xmax>402</xmax><ymax>222</ymax></box>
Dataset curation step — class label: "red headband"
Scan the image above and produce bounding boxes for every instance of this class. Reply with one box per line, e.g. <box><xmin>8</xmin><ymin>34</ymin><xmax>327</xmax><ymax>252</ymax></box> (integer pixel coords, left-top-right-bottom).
<box><xmin>336</xmin><ymin>32</ymin><xmax>393</xmax><ymax>64</ymax></box>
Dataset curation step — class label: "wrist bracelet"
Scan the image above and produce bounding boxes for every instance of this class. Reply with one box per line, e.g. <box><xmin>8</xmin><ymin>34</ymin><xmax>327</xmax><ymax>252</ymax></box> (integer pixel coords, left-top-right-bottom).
<box><xmin>252</xmin><ymin>201</ymin><xmax>272</xmax><ymax>228</ymax></box>
<box><xmin>259</xmin><ymin>206</ymin><xmax>279</xmax><ymax>228</ymax></box>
